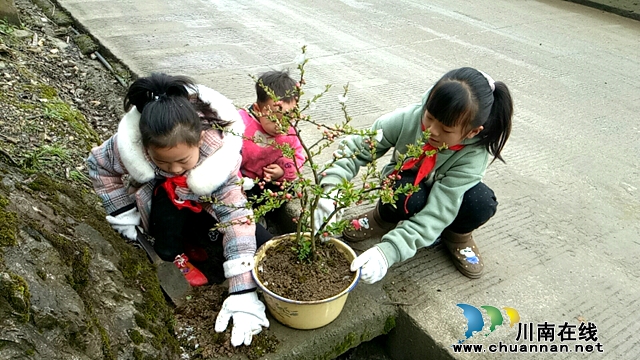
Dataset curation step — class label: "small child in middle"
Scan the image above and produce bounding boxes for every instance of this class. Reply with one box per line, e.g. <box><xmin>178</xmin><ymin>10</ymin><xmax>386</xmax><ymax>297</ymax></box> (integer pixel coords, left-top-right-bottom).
<box><xmin>240</xmin><ymin>70</ymin><xmax>305</xmax><ymax>201</ymax></box>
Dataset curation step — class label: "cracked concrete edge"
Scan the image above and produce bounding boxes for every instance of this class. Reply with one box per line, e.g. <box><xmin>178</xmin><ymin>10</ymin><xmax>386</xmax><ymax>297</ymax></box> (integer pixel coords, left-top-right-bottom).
<box><xmin>385</xmin><ymin>308</ymin><xmax>456</xmax><ymax>360</ymax></box>
<box><xmin>256</xmin><ymin>283</ymin><xmax>399</xmax><ymax>360</ymax></box>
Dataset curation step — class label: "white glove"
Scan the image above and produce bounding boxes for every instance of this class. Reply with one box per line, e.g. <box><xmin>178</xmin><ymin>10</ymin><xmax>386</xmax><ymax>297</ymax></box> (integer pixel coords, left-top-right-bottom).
<box><xmin>105</xmin><ymin>207</ymin><xmax>140</xmax><ymax>241</ymax></box>
<box><xmin>214</xmin><ymin>291</ymin><xmax>270</xmax><ymax>347</ymax></box>
<box><xmin>350</xmin><ymin>246</ymin><xmax>389</xmax><ymax>284</ymax></box>
<box><xmin>242</xmin><ymin>177</ymin><xmax>255</xmax><ymax>191</ymax></box>
<box><xmin>313</xmin><ymin>186</ymin><xmax>342</xmax><ymax>237</ymax></box>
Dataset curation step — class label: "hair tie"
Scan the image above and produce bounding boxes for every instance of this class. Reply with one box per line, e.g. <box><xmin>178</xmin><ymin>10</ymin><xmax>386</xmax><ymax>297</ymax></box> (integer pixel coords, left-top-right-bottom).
<box><xmin>154</xmin><ymin>93</ymin><xmax>167</xmax><ymax>101</ymax></box>
<box><xmin>479</xmin><ymin>70</ymin><xmax>495</xmax><ymax>92</ymax></box>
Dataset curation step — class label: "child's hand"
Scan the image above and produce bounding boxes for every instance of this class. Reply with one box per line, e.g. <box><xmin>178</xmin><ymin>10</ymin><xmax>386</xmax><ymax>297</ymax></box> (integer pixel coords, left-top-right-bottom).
<box><xmin>263</xmin><ymin>164</ymin><xmax>284</xmax><ymax>182</ymax></box>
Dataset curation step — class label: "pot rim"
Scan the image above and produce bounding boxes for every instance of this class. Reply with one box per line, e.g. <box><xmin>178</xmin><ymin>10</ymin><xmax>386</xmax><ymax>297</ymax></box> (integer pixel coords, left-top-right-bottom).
<box><xmin>251</xmin><ymin>235</ymin><xmax>361</xmax><ymax>305</ymax></box>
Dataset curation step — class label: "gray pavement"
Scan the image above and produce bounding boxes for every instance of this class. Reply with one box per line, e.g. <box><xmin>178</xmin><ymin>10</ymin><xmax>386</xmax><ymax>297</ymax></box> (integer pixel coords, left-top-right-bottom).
<box><xmin>55</xmin><ymin>0</ymin><xmax>640</xmax><ymax>358</ymax></box>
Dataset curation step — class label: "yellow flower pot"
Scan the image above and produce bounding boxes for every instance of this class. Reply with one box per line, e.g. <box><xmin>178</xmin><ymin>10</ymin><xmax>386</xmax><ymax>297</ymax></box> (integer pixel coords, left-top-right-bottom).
<box><xmin>252</xmin><ymin>234</ymin><xmax>360</xmax><ymax>330</ymax></box>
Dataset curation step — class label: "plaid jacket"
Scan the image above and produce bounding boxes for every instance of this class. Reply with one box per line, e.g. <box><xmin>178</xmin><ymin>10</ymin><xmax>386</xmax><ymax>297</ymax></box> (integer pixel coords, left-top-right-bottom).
<box><xmin>87</xmin><ymin>86</ymin><xmax>256</xmax><ymax>293</ymax></box>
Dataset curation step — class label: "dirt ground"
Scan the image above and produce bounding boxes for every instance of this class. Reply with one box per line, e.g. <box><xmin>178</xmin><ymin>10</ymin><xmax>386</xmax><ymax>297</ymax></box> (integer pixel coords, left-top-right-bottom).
<box><xmin>1</xmin><ymin>1</ymin><xmax>279</xmax><ymax>358</ymax></box>
<box><xmin>0</xmin><ymin>0</ymin><xmax>125</xmax><ymax>187</ymax></box>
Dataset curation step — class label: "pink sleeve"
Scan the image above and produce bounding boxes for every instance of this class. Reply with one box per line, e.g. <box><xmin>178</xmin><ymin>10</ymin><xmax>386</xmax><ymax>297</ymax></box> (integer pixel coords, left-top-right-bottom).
<box><xmin>275</xmin><ymin>129</ymin><xmax>306</xmax><ymax>181</ymax></box>
<box><xmin>275</xmin><ymin>157</ymin><xmax>297</xmax><ymax>181</ymax></box>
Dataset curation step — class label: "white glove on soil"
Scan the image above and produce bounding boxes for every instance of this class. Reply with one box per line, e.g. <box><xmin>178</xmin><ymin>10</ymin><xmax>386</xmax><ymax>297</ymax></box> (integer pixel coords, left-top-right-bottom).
<box><xmin>350</xmin><ymin>246</ymin><xmax>389</xmax><ymax>284</ymax></box>
<box><xmin>214</xmin><ymin>291</ymin><xmax>270</xmax><ymax>347</ymax></box>
<box><xmin>313</xmin><ymin>186</ymin><xmax>342</xmax><ymax>238</ymax></box>
<box><xmin>105</xmin><ymin>207</ymin><xmax>140</xmax><ymax>242</ymax></box>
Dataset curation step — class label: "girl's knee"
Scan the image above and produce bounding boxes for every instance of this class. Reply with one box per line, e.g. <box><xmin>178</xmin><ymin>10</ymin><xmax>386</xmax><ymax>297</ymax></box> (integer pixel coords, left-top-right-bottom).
<box><xmin>459</xmin><ymin>183</ymin><xmax>498</xmax><ymax>224</ymax></box>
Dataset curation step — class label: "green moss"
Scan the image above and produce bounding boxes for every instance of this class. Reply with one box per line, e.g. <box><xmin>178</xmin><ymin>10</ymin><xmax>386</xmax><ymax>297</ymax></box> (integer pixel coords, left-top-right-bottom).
<box><xmin>134</xmin><ymin>313</ymin><xmax>149</xmax><ymax>330</ymax></box>
<box><xmin>360</xmin><ymin>330</ymin><xmax>372</xmax><ymax>342</ymax></box>
<box><xmin>72</xmin><ymin>34</ymin><xmax>98</xmax><ymax>55</ymax></box>
<box><xmin>17</xmin><ymin>102</ymin><xmax>37</xmax><ymax>111</ymax></box>
<box><xmin>132</xmin><ymin>347</ymin><xmax>144</xmax><ymax>360</ymax></box>
<box><xmin>23</xmin><ymin>84</ymin><xmax>57</xmax><ymax>100</ymax></box>
<box><xmin>314</xmin><ymin>332</ymin><xmax>360</xmax><ymax>359</ymax></box>
<box><xmin>129</xmin><ymin>329</ymin><xmax>144</xmax><ymax>345</ymax></box>
<box><xmin>44</xmin><ymin>101</ymin><xmax>101</xmax><ymax>146</ymax></box>
<box><xmin>324</xmin><ymin>332</ymin><xmax>359</xmax><ymax>359</ymax></box>
<box><xmin>246</xmin><ymin>332</ymin><xmax>279</xmax><ymax>360</ymax></box>
<box><xmin>30</xmin><ymin>223</ymin><xmax>92</xmax><ymax>293</ymax></box>
<box><xmin>25</xmin><ymin>174</ymin><xmax>57</xmax><ymax>196</ymax></box>
<box><xmin>383</xmin><ymin>315</ymin><xmax>396</xmax><ymax>334</ymax></box>
<box><xmin>25</xmin><ymin>348</ymin><xmax>35</xmax><ymax>356</ymax></box>
<box><xmin>0</xmin><ymin>195</ymin><xmax>17</xmax><ymax>247</ymax></box>
<box><xmin>0</xmin><ymin>273</ymin><xmax>31</xmax><ymax>322</ymax></box>
<box><xmin>123</xmin><ymin>249</ymin><xmax>179</xmax><ymax>353</ymax></box>
<box><xmin>23</xmin><ymin>173</ymin><xmax>179</xmax><ymax>355</ymax></box>
<box><xmin>96</xmin><ymin>317</ymin><xmax>115</xmax><ymax>360</ymax></box>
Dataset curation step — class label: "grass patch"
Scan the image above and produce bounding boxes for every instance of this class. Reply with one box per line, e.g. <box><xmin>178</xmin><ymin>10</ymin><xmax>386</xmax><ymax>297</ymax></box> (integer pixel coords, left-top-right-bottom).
<box><xmin>23</xmin><ymin>83</ymin><xmax>58</xmax><ymax>100</ymax></box>
<box><xmin>0</xmin><ymin>20</ymin><xmax>16</xmax><ymax>35</ymax></box>
<box><xmin>44</xmin><ymin>101</ymin><xmax>101</xmax><ymax>145</ymax></box>
<box><xmin>21</xmin><ymin>145</ymin><xmax>71</xmax><ymax>171</ymax></box>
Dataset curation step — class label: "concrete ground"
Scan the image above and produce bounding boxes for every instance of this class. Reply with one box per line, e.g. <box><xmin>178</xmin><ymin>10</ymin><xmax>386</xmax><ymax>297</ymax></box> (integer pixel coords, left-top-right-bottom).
<box><xmin>52</xmin><ymin>0</ymin><xmax>640</xmax><ymax>358</ymax></box>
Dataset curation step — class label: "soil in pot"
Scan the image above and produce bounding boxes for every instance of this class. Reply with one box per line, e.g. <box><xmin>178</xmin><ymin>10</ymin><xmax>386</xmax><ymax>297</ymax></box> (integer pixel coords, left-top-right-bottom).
<box><xmin>258</xmin><ymin>237</ymin><xmax>355</xmax><ymax>301</ymax></box>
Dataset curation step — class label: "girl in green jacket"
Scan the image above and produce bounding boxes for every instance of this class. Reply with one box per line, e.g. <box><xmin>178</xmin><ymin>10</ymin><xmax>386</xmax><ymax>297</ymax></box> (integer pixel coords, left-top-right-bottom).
<box><xmin>316</xmin><ymin>67</ymin><xmax>513</xmax><ymax>283</ymax></box>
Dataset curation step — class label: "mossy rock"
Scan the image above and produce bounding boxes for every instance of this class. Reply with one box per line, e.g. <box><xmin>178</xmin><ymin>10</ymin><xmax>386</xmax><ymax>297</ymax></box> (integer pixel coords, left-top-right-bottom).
<box><xmin>24</xmin><ymin>173</ymin><xmax>179</xmax><ymax>355</ymax></box>
<box><xmin>0</xmin><ymin>194</ymin><xmax>17</xmax><ymax>247</ymax></box>
<box><xmin>73</xmin><ymin>34</ymin><xmax>98</xmax><ymax>55</ymax></box>
<box><xmin>0</xmin><ymin>272</ymin><xmax>31</xmax><ymax>322</ymax></box>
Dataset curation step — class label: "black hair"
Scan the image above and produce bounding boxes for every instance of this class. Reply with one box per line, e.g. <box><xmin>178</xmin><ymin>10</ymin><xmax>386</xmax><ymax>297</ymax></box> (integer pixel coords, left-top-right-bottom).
<box><xmin>124</xmin><ymin>73</ymin><xmax>230</xmax><ymax>149</ymax></box>
<box><xmin>255</xmin><ymin>70</ymin><xmax>298</xmax><ymax>103</ymax></box>
<box><xmin>425</xmin><ymin>67</ymin><xmax>513</xmax><ymax>163</ymax></box>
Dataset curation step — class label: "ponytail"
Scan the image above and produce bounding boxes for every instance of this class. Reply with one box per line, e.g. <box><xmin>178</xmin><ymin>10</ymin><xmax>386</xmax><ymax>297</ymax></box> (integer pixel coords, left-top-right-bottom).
<box><xmin>123</xmin><ymin>73</ymin><xmax>231</xmax><ymax>149</ymax></box>
<box><xmin>479</xmin><ymin>81</ymin><xmax>512</xmax><ymax>164</ymax></box>
<box><xmin>124</xmin><ymin>73</ymin><xmax>194</xmax><ymax>114</ymax></box>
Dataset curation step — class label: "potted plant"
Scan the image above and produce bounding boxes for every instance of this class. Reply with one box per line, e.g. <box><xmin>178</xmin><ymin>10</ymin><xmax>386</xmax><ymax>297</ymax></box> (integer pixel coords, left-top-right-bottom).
<box><xmin>222</xmin><ymin>46</ymin><xmax>418</xmax><ymax>330</ymax></box>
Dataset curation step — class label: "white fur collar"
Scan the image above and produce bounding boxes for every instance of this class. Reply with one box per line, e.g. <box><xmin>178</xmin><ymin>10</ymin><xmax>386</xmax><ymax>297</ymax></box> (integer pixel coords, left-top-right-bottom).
<box><xmin>116</xmin><ymin>85</ymin><xmax>244</xmax><ymax>195</ymax></box>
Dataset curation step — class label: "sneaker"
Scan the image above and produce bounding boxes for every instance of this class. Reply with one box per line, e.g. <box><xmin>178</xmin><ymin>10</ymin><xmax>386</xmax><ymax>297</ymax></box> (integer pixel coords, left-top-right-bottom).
<box><xmin>441</xmin><ymin>230</ymin><xmax>484</xmax><ymax>279</ymax></box>
<box><xmin>173</xmin><ymin>254</ymin><xmax>208</xmax><ymax>286</ymax></box>
<box><xmin>342</xmin><ymin>205</ymin><xmax>396</xmax><ymax>242</ymax></box>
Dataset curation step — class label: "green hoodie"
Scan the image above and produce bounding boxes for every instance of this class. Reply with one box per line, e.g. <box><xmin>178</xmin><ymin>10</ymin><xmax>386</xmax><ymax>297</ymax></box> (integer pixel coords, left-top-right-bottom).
<box><xmin>320</xmin><ymin>93</ymin><xmax>490</xmax><ymax>267</ymax></box>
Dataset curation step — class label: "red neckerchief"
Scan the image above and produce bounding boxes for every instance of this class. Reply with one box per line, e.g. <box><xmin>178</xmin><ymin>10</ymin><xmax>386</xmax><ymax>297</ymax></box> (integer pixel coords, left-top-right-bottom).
<box><xmin>156</xmin><ymin>175</ymin><xmax>203</xmax><ymax>213</ymax></box>
<box><xmin>393</xmin><ymin>124</ymin><xmax>465</xmax><ymax>213</ymax></box>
